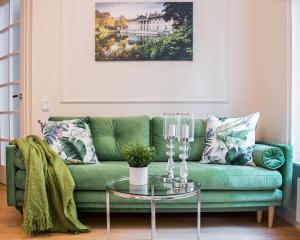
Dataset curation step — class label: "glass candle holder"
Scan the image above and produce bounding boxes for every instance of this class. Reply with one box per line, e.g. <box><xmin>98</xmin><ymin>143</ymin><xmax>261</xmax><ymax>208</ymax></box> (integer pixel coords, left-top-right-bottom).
<box><xmin>175</xmin><ymin>113</ymin><xmax>195</xmax><ymax>186</ymax></box>
<box><xmin>161</xmin><ymin>113</ymin><xmax>177</xmax><ymax>182</ymax></box>
<box><xmin>163</xmin><ymin>113</ymin><xmax>177</xmax><ymax>139</ymax></box>
<box><xmin>176</xmin><ymin>113</ymin><xmax>195</xmax><ymax>142</ymax></box>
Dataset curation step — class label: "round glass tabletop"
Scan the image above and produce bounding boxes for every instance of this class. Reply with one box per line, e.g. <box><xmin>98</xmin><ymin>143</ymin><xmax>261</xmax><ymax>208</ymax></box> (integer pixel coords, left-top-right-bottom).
<box><xmin>106</xmin><ymin>176</ymin><xmax>201</xmax><ymax>200</ymax></box>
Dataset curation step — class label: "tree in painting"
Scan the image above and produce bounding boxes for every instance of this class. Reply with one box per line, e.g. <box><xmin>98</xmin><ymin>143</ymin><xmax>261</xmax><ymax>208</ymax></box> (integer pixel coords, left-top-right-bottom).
<box><xmin>163</xmin><ymin>2</ymin><xmax>193</xmax><ymax>28</ymax></box>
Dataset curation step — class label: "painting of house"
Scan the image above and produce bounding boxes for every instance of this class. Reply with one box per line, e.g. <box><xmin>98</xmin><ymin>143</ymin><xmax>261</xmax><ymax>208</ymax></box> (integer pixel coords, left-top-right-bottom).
<box><xmin>127</xmin><ymin>12</ymin><xmax>173</xmax><ymax>34</ymax></box>
<box><xmin>95</xmin><ymin>2</ymin><xmax>193</xmax><ymax>61</ymax></box>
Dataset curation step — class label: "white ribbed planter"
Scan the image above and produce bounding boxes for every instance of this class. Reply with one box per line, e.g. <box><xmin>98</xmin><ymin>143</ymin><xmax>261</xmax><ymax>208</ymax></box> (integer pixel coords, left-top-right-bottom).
<box><xmin>129</xmin><ymin>167</ymin><xmax>148</xmax><ymax>185</ymax></box>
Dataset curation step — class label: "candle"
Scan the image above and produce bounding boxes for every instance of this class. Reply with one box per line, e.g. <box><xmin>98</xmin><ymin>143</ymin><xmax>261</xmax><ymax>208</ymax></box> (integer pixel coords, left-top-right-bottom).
<box><xmin>181</xmin><ymin>125</ymin><xmax>189</xmax><ymax>139</ymax></box>
<box><xmin>168</xmin><ymin>124</ymin><xmax>176</xmax><ymax>137</ymax></box>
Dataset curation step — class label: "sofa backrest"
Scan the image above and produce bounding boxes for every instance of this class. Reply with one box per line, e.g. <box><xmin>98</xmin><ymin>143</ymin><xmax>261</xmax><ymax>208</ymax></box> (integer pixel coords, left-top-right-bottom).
<box><xmin>89</xmin><ymin>115</ymin><xmax>150</xmax><ymax>160</ymax></box>
<box><xmin>151</xmin><ymin>117</ymin><xmax>207</xmax><ymax>161</ymax></box>
<box><xmin>48</xmin><ymin>116</ymin><xmax>89</xmax><ymax>122</ymax></box>
<box><xmin>48</xmin><ymin>115</ymin><xmax>206</xmax><ymax>162</ymax></box>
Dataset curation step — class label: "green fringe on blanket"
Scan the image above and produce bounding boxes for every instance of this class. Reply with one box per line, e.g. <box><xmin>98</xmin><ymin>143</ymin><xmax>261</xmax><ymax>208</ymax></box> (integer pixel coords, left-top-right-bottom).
<box><xmin>22</xmin><ymin>215</ymin><xmax>53</xmax><ymax>235</ymax></box>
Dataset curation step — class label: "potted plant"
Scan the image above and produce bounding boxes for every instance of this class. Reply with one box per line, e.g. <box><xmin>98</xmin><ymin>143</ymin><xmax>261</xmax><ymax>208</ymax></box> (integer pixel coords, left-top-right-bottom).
<box><xmin>123</xmin><ymin>143</ymin><xmax>156</xmax><ymax>185</ymax></box>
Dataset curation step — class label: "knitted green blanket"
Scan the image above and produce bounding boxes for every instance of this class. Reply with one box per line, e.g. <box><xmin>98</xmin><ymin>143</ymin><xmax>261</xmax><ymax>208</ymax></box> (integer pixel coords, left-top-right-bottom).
<box><xmin>11</xmin><ymin>135</ymin><xmax>90</xmax><ymax>235</ymax></box>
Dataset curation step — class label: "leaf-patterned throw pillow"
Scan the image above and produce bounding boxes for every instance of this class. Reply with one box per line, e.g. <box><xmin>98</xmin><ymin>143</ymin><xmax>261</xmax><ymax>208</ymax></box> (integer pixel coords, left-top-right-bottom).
<box><xmin>40</xmin><ymin>119</ymin><xmax>98</xmax><ymax>164</ymax></box>
<box><xmin>201</xmin><ymin>113</ymin><xmax>260</xmax><ymax>166</ymax></box>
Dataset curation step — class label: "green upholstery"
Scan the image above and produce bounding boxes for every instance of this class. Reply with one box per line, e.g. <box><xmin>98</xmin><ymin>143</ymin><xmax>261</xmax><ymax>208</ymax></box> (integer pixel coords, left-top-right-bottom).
<box><xmin>15</xmin><ymin>162</ymin><xmax>282</xmax><ymax>191</ymax></box>
<box><xmin>253</xmin><ymin>144</ymin><xmax>285</xmax><ymax>170</ymax></box>
<box><xmin>89</xmin><ymin>116</ymin><xmax>150</xmax><ymax>160</ymax></box>
<box><xmin>151</xmin><ymin>117</ymin><xmax>206</xmax><ymax>161</ymax></box>
<box><xmin>6</xmin><ymin>115</ymin><xmax>294</xmax><ymax>213</ymax></box>
<box><xmin>256</xmin><ymin>141</ymin><xmax>293</xmax><ymax>207</ymax></box>
<box><xmin>13</xmin><ymin>148</ymin><xmax>24</xmax><ymax>170</ymax></box>
<box><xmin>6</xmin><ymin>145</ymin><xmax>17</xmax><ymax>206</ymax></box>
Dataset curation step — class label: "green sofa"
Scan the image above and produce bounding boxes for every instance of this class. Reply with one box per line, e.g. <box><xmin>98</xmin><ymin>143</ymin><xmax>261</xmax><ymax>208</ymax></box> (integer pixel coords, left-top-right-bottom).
<box><xmin>6</xmin><ymin>115</ymin><xmax>293</xmax><ymax>227</ymax></box>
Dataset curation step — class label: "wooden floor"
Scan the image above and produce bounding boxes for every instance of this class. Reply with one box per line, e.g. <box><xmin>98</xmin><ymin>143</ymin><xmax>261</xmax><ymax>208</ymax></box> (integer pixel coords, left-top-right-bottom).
<box><xmin>0</xmin><ymin>185</ymin><xmax>299</xmax><ymax>240</ymax></box>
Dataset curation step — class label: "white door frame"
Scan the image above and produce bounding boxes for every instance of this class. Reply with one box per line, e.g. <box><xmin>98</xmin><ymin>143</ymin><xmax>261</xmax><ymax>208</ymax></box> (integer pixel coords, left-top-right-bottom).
<box><xmin>20</xmin><ymin>0</ymin><xmax>32</xmax><ymax>137</ymax></box>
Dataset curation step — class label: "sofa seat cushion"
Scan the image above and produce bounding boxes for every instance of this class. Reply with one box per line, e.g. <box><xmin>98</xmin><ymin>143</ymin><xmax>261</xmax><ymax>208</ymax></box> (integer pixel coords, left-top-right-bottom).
<box><xmin>15</xmin><ymin>162</ymin><xmax>282</xmax><ymax>191</ymax></box>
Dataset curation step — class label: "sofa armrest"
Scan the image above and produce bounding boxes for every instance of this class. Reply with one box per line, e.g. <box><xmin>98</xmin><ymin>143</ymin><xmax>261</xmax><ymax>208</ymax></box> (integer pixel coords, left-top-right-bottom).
<box><xmin>6</xmin><ymin>144</ymin><xmax>17</xmax><ymax>206</ymax></box>
<box><xmin>255</xmin><ymin>141</ymin><xmax>293</xmax><ymax>207</ymax></box>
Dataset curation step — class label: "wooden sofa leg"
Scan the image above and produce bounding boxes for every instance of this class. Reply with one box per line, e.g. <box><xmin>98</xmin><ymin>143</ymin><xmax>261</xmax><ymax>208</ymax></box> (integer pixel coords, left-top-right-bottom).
<box><xmin>257</xmin><ymin>210</ymin><xmax>263</xmax><ymax>223</ymax></box>
<box><xmin>268</xmin><ymin>206</ymin><xmax>275</xmax><ymax>228</ymax></box>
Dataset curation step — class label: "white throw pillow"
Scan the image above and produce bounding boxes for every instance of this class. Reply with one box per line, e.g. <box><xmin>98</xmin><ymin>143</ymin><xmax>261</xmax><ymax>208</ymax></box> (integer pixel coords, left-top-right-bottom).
<box><xmin>201</xmin><ymin>113</ymin><xmax>260</xmax><ymax>166</ymax></box>
<box><xmin>40</xmin><ymin>119</ymin><xmax>98</xmax><ymax>164</ymax></box>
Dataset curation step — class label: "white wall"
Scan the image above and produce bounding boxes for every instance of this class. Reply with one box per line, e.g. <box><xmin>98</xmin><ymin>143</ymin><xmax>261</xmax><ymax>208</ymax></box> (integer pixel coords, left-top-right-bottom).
<box><xmin>292</xmin><ymin>0</ymin><xmax>300</xmax><ymax>161</ymax></box>
<box><xmin>30</xmin><ymin>0</ymin><xmax>290</xmax><ymax>144</ymax></box>
<box><xmin>61</xmin><ymin>0</ymin><xmax>228</xmax><ymax>103</ymax></box>
<box><xmin>256</xmin><ymin>0</ymin><xmax>290</xmax><ymax>143</ymax></box>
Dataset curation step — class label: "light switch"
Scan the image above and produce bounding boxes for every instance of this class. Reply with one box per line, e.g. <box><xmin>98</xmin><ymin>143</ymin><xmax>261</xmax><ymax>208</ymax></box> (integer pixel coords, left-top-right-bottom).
<box><xmin>42</xmin><ymin>103</ymin><xmax>49</xmax><ymax>112</ymax></box>
<box><xmin>41</xmin><ymin>96</ymin><xmax>49</xmax><ymax>111</ymax></box>
<box><xmin>42</xmin><ymin>96</ymin><xmax>48</xmax><ymax>103</ymax></box>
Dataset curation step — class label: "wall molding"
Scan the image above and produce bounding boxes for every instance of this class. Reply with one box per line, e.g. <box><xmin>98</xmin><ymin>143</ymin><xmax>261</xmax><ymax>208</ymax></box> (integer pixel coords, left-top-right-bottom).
<box><xmin>60</xmin><ymin>98</ymin><xmax>229</xmax><ymax>104</ymax></box>
<box><xmin>59</xmin><ymin>0</ymin><xmax>230</xmax><ymax>104</ymax></box>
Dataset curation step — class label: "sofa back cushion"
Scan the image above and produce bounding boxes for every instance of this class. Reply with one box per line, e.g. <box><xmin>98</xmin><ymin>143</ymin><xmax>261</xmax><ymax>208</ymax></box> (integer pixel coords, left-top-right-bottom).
<box><xmin>49</xmin><ymin>116</ymin><xmax>89</xmax><ymax>122</ymax></box>
<box><xmin>151</xmin><ymin>117</ymin><xmax>206</xmax><ymax>161</ymax></box>
<box><xmin>89</xmin><ymin>115</ymin><xmax>150</xmax><ymax>160</ymax></box>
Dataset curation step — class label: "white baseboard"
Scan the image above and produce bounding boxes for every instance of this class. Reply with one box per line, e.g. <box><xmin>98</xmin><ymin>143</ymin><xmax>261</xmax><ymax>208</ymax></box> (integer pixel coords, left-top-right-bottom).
<box><xmin>277</xmin><ymin>206</ymin><xmax>300</xmax><ymax>230</ymax></box>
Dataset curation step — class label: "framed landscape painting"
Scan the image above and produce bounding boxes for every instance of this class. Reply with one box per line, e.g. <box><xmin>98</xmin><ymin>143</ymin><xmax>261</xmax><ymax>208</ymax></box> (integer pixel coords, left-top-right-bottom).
<box><xmin>95</xmin><ymin>2</ymin><xmax>193</xmax><ymax>61</ymax></box>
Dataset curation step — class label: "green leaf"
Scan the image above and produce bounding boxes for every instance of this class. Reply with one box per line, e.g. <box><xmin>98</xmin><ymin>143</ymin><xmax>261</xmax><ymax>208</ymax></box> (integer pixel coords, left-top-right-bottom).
<box><xmin>232</xmin><ymin>153</ymin><xmax>252</xmax><ymax>165</ymax></box>
<box><xmin>68</xmin><ymin>137</ymin><xmax>87</xmax><ymax>160</ymax></box>
<box><xmin>73</xmin><ymin>120</ymin><xmax>86</xmax><ymax>129</ymax></box>
<box><xmin>74</xmin><ymin>139</ymin><xmax>87</xmax><ymax>160</ymax></box>
<box><xmin>232</xmin><ymin>147</ymin><xmax>253</xmax><ymax>165</ymax></box>
<box><xmin>218</xmin><ymin>117</ymin><xmax>227</xmax><ymax>122</ymax></box>
<box><xmin>59</xmin><ymin>136</ymin><xmax>82</xmax><ymax>160</ymax></box>
<box><xmin>225</xmin><ymin>148</ymin><xmax>238</xmax><ymax>163</ymax></box>
<box><xmin>227</xmin><ymin>129</ymin><xmax>254</xmax><ymax>141</ymax></box>
<box><xmin>216</xmin><ymin>133</ymin><xmax>227</xmax><ymax>144</ymax></box>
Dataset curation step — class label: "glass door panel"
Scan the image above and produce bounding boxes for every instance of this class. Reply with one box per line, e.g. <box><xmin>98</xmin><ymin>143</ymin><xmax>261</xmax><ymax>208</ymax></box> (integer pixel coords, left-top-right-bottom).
<box><xmin>10</xmin><ymin>54</ymin><xmax>20</xmax><ymax>81</ymax></box>
<box><xmin>10</xmin><ymin>114</ymin><xmax>19</xmax><ymax>140</ymax></box>
<box><xmin>10</xmin><ymin>24</ymin><xmax>20</xmax><ymax>53</ymax></box>
<box><xmin>0</xmin><ymin>87</ymin><xmax>9</xmax><ymax>112</ymax></box>
<box><xmin>0</xmin><ymin>30</ymin><xmax>9</xmax><ymax>57</ymax></box>
<box><xmin>0</xmin><ymin>114</ymin><xmax>9</xmax><ymax>139</ymax></box>
<box><xmin>0</xmin><ymin>1</ymin><xmax>9</xmax><ymax>30</ymax></box>
<box><xmin>10</xmin><ymin>0</ymin><xmax>20</xmax><ymax>23</ymax></box>
<box><xmin>0</xmin><ymin>59</ymin><xmax>9</xmax><ymax>84</ymax></box>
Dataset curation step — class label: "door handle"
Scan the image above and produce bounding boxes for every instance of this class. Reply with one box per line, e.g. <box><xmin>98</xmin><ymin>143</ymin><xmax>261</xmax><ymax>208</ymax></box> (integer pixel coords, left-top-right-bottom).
<box><xmin>12</xmin><ymin>93</ymin><xmax>23</xmax><ymax>100</ymax></box>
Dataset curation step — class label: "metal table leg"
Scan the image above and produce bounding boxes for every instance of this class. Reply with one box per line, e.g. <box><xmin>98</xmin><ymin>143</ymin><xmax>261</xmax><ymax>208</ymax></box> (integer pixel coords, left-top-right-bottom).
<box><xmin>197</xmin><ymin>191</ymin><xmax>201</xmax><ymax>240</ymax></box>
<box><xmin>151</xmin><ymin>199</ymin><xmax>156</xmax><ymax>240</ymax></box>
<box><xmin>106</xmin><ymin>190</ymin><xmax>111</xmax><ymax>240</ymax></box>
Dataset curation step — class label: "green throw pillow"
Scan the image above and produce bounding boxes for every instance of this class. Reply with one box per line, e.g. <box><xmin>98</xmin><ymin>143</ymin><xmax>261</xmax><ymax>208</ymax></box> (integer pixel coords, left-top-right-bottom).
<box><xmin>40</xmin><ymin>119</ymin><xmax>98</xmax><ymax>164</ymax></box>
<box><xmin>252</xmin><ymin>144</ymin><xmax>285</xmax><ymax>170</ymax></box>
<box><xmin>201</xmin><ymin>113</ymin><xmax>260</xmax><ymax>166</ymax></box>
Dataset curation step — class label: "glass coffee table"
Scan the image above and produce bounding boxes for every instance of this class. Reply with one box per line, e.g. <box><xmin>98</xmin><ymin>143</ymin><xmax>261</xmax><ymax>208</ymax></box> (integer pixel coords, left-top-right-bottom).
<box><xmin>106</xmin><ymin>176</ymin><xmax>201</xmax><ymax>240</ymax></box>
